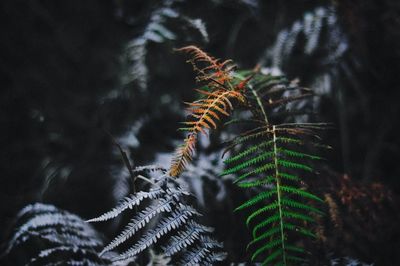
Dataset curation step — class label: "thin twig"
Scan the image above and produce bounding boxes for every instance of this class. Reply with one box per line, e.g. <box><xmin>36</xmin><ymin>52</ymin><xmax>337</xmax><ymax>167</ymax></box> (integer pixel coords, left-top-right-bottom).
<box><xmin>103</xmin><ymin>129</ymin><xmax>137</xmax><ymax>194</ymax></box>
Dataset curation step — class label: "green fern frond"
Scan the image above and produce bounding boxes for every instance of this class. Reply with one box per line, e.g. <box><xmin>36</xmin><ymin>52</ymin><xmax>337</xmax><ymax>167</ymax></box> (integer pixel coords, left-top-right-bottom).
<box><xmin>222</xmin><ymin>163</ymin><xmax>275</xmax><ymax>180</ymax></box>
<box><xmin>246</xmin><ymin>202</ymin><xmax>278</xmax><ymax>226</ymax></box>
<box><xmin>251</xmin><ymin>238</ymin><xmax>283</xmax><ymax>261</ymax></box>
<box><xmin>278</xmin><ymin>172</ymin><xmax>301</xmax><ymax>182</ymax></box>
<box><xmin>279</xmin><ymin>186</ymin><xmax>324</xmax><ymax>202</ymax></box>
<box><xmin>281</xmin><ymin>198</ymin><xmax>324</xmax><ymax>215</ymax></box>
<box><xmin>285</xmin><ymin>245</ymin><xmax>305</xmax><ymax>253</ymax></box>
<box><xmin>286</xmin><ymin>255</ymin><xmax>307</xmax><ymax>263</ymax></box>
<box><xmin>278</xmin><ymin>148</ymin><xmax>321</xmax><ymax>160</ymax></box>
<box><xmin>252</xmin><ymin>213</ymin><xmax>281</xmax><ymax>237</ymax></box>
<box><xmin>224</xmin><ymin>140</ymin><xmax>274</xmax><ymax>163</ymax></box>
<box><xmin>235</xmin><ymin>190</ymin><xmax>277</xmax><ymax>211</ymax></box>
<box><xmin>224</xmin><ymin>152</ymin><xmax>274</xmax><ymax>173</ymax></box>
<box><xmin>277</xmin><ymin>159</ymin><xmax>313</xmax><ymax>172</ymax></box>
<box><xmin>237</xmin><ymin>177</ymin><xmax>274</xmax><ymax>188</ymax></box>
<box><xmin>282</xmin><ymin>210</ymin><xmax>315</xmax><ymax>223</ymax></box>
<box><xmin>224</xmin><ymin>124</ymin><xmax>325</xmax><ymax>265</ymax></box>
<box><xmin>283</xmin><ymin>223</ymin><xmax>316</xmax><ymax>238</ymax></box>
<box><xmin>262</xmin><ymin>249</ymin><xmax>283</xmax><ymax>265</ymax></box>
<box><xmin>247</xmin><ymin>226</ymin><xmax>281</xmax><ymax>248</ymax></box>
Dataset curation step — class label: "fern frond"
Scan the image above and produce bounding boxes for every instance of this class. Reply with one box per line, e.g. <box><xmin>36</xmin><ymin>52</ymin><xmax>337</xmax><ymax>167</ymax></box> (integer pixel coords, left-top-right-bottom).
<box><xmin>170</xmin><ymin>134</ymin><xmax>196</xmax><ymax>177</ymax></box>
<box><xmin>16</xmin><ymin>203</ymin><xmax>60</xmax><ymax>219</ymax></box>
<box><xmin>99</xmin><ymin>196</ymin><xmax>176</xmax><ymax>255</ymax></box>
<box><xmin>132</xmin><ymin>165</ymin><xmax>167</xmax><ymax>174</ymax></box>
<box><xmin>248</xmin><ymin>226</ymin><xmax>281</xmax><ymax>248</ymax></box>
<box><xmin>175</xmin><ymin>45</ymin><xmax>234</xmax><ymax>86</ymax></box>
<box><xmin>28</xmin><ymin>246</ymin><xmax>106</xmax><ymax>266</ymax></box>
<box><xmin>237</xmin><ymin>178</ymin><xmax>274</xmax><ymax>188</ymax></box>
<box><xmin>277</xmin><ymin>159</ymin><xmax>313</xmax><ymax>172</ymax></box>
<box><xmin>5</xmin><ymin>203</ymin><xmax>109</xmax><ymax>265</ymax></box>
<box><xmin>251</xmin><ymin>238</ymin><xmax>283</xmax><ymax>261</ymax></box>
<box><xmin>281</xmin><ymin>198</ymin><xmax>324</xmax><ymax>215</ymax></box>
<box><xmin>224</xmin><ymin>140</ymin><xmax>274</xmax><ymax>163</ymax></box>
<box><xmin>282</xmin><ymin>210</ymin><xmax>315</xmax><ymax>223</ymax></box>
<box><xmin>224</xmin><ymin>152</ymin><xmax>274</xmax><ymax>174</ymax></box>
<box><xmin>170</xmin><ymin>47</ymin><xmax>247</xmax><ymax>177</ymax></box>
<box><xmin>86</xmin><ymin>188</ymin><xmax>163</xmax><ymax>223</ymax></box>
<box><xmin>89</xmin><ymin>170</ymin><xmax>226</xmax><ymax>264</ymax></box>
<box><xmin>179</xmin><ymin>239</ymin><xmax>225</xmax><ymax>266</ymax></box>
<box><xmin>278</xmin><ymin>148</ymin><xmax>321</xmax><ymax>160</ymax></box>
<box><xmin>246</xmin><ymin>202</ymin><xmax>279</xmax><ymax>226</ymax></box>
<box><xmin>280</xmin><ymin>186</ymin><xmax>323</xmax><ymax>202</ymax></box>
<box><xmin>231</xmin><ymin>163</ymin><xmax>275</xmax><ymax>183</ymax></box>
<box><xmin>235</xmin><ymin>190</ymin><xmax>277</xmax><ymax>211</ymax></box>
<box><xmin>205</xmin><ymin>252</ymin><xmax>228</xmax><ymax>264</ymax></box>
<box><xmin>116</xmin><ymin>205</ymin><xmax>199</xmax><ymax>260</ymax></box>
<box><xmin>199</xmin><ymin>235</ymin><xmax>224</xmax><ymax>249</ymax></box>
<box><xmin>162</xmin><ymin>221</ymin><xmax>213</xmax><ymax>256</ymax></box>
<box><xmin>224</xmin><ymin>123</ymin><xmax>325</xmax><ymax>264</ymax></box>
<box><xmin>9</xmin><ymin>213</ymin><xmax>94</xmax><ymax>250</ymax></box>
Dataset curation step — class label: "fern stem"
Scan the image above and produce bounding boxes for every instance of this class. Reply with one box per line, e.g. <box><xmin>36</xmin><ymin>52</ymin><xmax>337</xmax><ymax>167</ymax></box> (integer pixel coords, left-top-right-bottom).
<box><xmin>250</xmin><ymin>85</ymin><xmax>269</xmax><ymax>125</ymax></box>
<box><xmin>273</xmin><ymin>126</ymin><xmax>287</xmax><ymax>265</ymax></box>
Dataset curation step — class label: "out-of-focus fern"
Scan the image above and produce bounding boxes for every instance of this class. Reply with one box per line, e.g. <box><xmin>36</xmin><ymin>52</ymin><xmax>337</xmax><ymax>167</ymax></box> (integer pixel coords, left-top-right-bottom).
<box><xmin>221</xmin><ymin>70</ymin><xmax>327</xmax><ymax>265</ymax></box>
<box><xmin>120</xmin><ymin>1</ymin><xmax>209</xmax><ymax>94</ymax></box>
<box><xmin>88</xmin><ymin>166</ymin><xmax>226</xmax><ymax>264</ymax></box>
<box><xmin>262</xmin><ymin>6</ymin><xmax>348</xmax><ymax>71</ymax></box>
<box><xmin>3</xmin><ymin>203</ymin><xmax>112</xmax><ymax>266</ymax></box>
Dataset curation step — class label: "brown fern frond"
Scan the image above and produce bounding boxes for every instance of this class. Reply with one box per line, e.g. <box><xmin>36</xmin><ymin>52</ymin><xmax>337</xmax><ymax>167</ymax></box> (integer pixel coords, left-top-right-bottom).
<box><xmin>170</xmin><ymin>89</ymin><xmax>245</xmax><ymax>177</ymax></box>
<box><xmin>170</xmin><ymin>134</ymin><xmax>196</xmax><ymax>177</ymax></box>
<box><xmin>174</xmin><ymin>46</ymin><xmax>235</xmax><ymax>87</ymax></box>
<box><xmin>169</xmin><ymin>46</ymin><xmax>252</xmax><ymax>177</ymax></box>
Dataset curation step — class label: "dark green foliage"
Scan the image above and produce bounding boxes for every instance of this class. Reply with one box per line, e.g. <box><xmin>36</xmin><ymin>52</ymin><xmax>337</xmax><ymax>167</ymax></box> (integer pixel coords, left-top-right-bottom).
<box><xmin>223</xmin><ymin>128</ymin><xmax>323</xmax><ymax>265</ymax></box>
<box><xmin>221</xmin><ymin>70</ymin><xmax>326</xmax><ymax>265</ymax></box>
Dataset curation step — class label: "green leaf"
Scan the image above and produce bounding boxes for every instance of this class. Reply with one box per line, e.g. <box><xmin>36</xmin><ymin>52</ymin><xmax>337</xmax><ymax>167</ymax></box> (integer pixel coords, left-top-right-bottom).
<box><xmin>284</xmin><ymin>223</ymin><xmax>316</xmax><ymax>238</ymax></box>
<box><xmin>261</xmin><ymin>249</ymin><xmax>282</xmax><ymax>265</ymax></box>
<box><xmin>279</xmin><ymin>186</ymin><xmax>324</xmax><ymax>202</ymax></box>
<box><xmin>278</xmin><ymin>148</ymin><xmax>321</xmax><ymax>160</ymax></box>
<box><xmin>224</xmin><ymin>140</ymin><xmax>274</xmax><ymax>163</ymax></box>
<box><xmin>252</xmin><ymin>213</ymin><xmax>280</xmax><ymax>238</ymax></box>
<box><xmin>285</xmin><ymin>244</ymin><xmax>305</xmax><ymax>253</ymax></box>
<box><xmin>229</xmin><ymin>129</ymin><xmax>270</xmax><ymax>147</ymax></box>
<box><xmin>237</xmin><ymin>177</ymin><xmax>273</xmax><ymax>188</ymax></box>
<box><xmin>281</xmin><ymin>198</ymin><xmax>324</xmax><ymax>215</ymax></box>
<box><xmin>247</xmin><ymin>226</ymin><xmax>280</xmax><ymax>248</ymax></box>
<box><xmin>232</xmin><ymin>163</ymin><xmax>275</xmax><ymax>183</ymax></box>
<box><xmin>278</xmin><ymin>159</ymin><xmax>313</xmax><ymax>172</ymax></box>
<box><xmin>282</xmin><ymin>210</ymin><xmax>315</xmax><ymax>223</ymax></box>
<box><xmin>224</xmin><ymin>152</ymin><xmax>274</xmax><ymax>174</ymax></box>
<box><xmin>251</xmin><ymin>238</ymin><xmax>282</xmax><ymax>261</ymax></box>
<box><xmin>276</xmin><ymin>137</ymin><xmax>302</xmax><ymax>145</ymax></box>
<box><xmin>286</xmin><ymin>255</ymin><xmax>307</xmax><ymax>262</ymax></box>
<box><xmin>246</xmin><ymin>202</ymin><xmax>278</xmax><ymax>226</ymax></box>
<box><xmin>235</xmin><ymin>190</ymin><xmax>276</xmax><ymax>211</ymax></box>
<box><xmin>278</xmin><ymin>172</ymin><xmax>300</xmax><ymax>182</ymax></box>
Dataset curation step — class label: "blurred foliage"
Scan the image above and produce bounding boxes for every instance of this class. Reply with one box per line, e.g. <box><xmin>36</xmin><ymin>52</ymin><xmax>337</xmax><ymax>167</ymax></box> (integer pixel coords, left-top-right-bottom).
<box><xmin>1</xmin><ymin>0</ymin><xmax>400</xmax><ymax>265</ymax></box>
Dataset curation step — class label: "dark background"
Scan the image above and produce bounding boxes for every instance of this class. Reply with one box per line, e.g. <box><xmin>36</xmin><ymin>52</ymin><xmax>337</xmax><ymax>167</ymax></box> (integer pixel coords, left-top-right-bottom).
<box><xmin>1</xmin><ymin>0</ymin><xmax>400</xmax><ymax>265</ymax></box>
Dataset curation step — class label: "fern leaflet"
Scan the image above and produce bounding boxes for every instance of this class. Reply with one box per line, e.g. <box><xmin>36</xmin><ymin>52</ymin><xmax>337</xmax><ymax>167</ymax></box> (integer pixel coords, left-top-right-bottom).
<box><xmin>88</xmin><ymin>168</ymin><xmax>226</xmax><ymax>264</ymax></box>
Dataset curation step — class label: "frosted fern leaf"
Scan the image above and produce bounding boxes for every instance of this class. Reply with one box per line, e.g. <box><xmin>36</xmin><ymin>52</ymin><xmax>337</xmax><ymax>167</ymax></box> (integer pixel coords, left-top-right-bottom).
<box><xmin>99</xmin><ymin>195</ymin><xmax>176</xmax><ymax>255</ymax></box>
<box><xmin>162</xmin><ymin>221</ymin><xmax>214</xmax><ymax>256</ymax></box>
<box><xmin>86</xmin><ymin>188</ymin><xmax>163</xmax><ymax>223</ymax></box>
<box><xmin>87</xmin><ymin>169</ymin><xmax>225</xmax><ymax>264</ymax></box>
<box><xmin>4</xmin><ymin>203</ymin><xmax>109</xmax><ymax>265</ymax></box>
